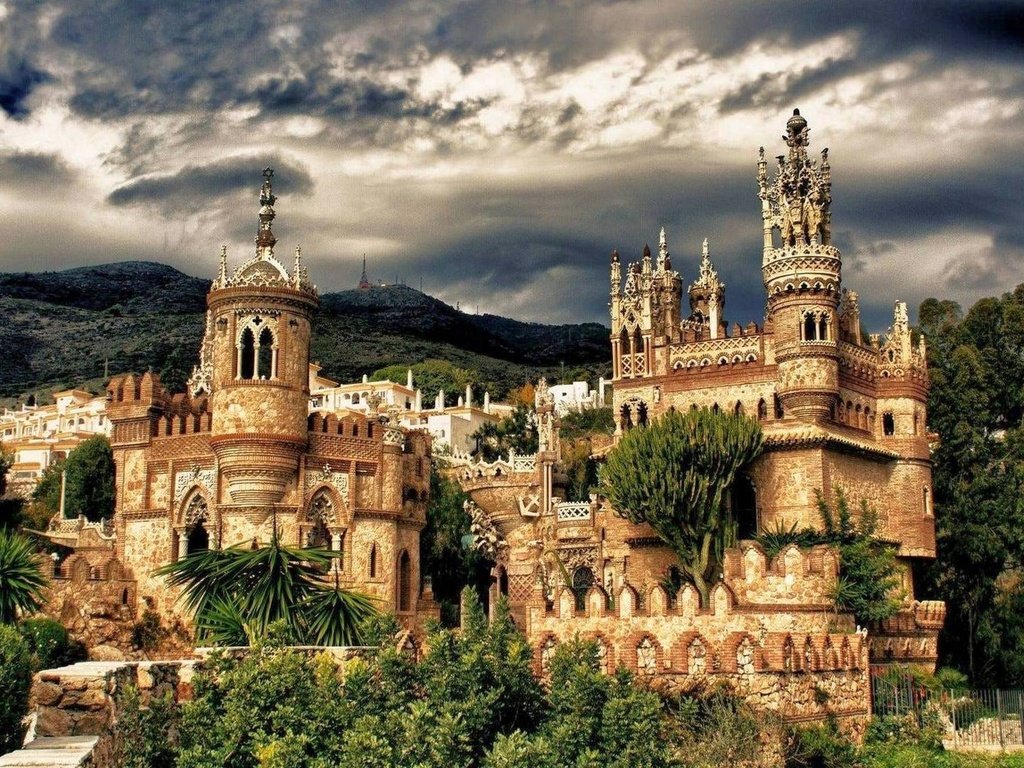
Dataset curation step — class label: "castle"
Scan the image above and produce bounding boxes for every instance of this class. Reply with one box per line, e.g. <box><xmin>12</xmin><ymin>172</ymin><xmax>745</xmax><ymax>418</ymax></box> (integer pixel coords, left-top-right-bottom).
<box><xmin>449</xmin><ymin>110</ymin><xmax>944</xmax><ymax>725</ymax></box>
<box><xmin>99</xmin><ymin>169</ymin><xmax>437</xmax><ymax>624</ymax></box>
<box><xmin>36</xmin><ymin>112</ymin><xmax>944</xmax><ymax>727</ymax></box>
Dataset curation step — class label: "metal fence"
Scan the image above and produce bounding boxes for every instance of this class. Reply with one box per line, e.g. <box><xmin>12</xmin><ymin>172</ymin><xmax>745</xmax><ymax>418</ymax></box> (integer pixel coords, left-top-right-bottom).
<box><xmin>871</xmin><ymin>667</ymin><xmax>1024</xmax><ymax>749</ymax></box>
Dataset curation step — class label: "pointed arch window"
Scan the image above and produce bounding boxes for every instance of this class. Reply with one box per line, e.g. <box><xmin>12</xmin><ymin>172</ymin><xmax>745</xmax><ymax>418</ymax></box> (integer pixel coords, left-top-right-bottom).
<box><xmin>368</xmin><ymin>543</ymin><xmax>378</xmax><ymax>578</ymax></box>
<box><xmin>398</xmin><ymin>550</ymin><xmax>412</xmax><ymax>612</ymax></box>
<box><xmin>803</xmin><ymin>314</ymin><xmax>817</xmax><ymax>341</ymax></box>
<box><xmin>239</xmin><ymin>327</ymin><xmax>256</xmax><ymax>379</ymax></box>
<box><xmin>257</xmin><ymin>327</ymin><xmax>276</xmax><ymax>380</ymax></box>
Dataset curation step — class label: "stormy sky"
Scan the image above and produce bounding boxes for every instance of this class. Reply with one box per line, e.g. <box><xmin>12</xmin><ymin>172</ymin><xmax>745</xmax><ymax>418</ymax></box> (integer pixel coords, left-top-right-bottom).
<box><xmin>0</xmin><ymin>1</ymin><xmax>1021</xmax><ymax>330</ymax></box>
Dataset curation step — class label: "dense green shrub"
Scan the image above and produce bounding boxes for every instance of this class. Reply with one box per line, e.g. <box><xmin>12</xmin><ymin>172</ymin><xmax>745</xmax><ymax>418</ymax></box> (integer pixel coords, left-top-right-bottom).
<box><xmin>117</xmin><ymin>684</ymin><xmax>178</xmax><ymax>768</ymax></box>
<box><xmin>0</xmin><ymin>624</ymin><xmax>32</xmax><ymax>755</ymax></box>
<box><xmin>787</xmin><ymin>720</ymin><xmax>858</xmax><ymax>768</ymax></box>
<box><xmin>18</xmin><ymin>617</ymin><xmax>85</xmax><ymax>670</ymax></box>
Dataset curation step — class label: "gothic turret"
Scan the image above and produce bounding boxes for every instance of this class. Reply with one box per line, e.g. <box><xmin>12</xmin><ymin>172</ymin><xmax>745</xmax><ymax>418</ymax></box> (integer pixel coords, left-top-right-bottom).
<box><xmin>688</xmin><ymin>238</ymin><xmax>725</xmax><ymax>339</ymax></box>
<box><xmin>207</xmin><ymin>169</ymin><xmax>320</xmax><ymax>508</ymax></box>
<box><xmin>759</xmin><ymin>110</ymin><xmax>841</xmax><ymax>422</ymax></box>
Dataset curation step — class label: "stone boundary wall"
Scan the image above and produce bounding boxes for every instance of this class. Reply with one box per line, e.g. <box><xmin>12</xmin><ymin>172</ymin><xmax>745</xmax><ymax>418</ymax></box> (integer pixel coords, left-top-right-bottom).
<box><xmin>2</xmin><ymin>660</ymin><xmax>197</xmax><ymax>768</ymax></box>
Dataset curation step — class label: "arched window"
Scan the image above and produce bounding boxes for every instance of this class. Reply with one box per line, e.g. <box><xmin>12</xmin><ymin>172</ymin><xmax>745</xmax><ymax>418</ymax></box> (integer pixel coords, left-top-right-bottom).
<box><xmin>620</xmin><ymin>403</ymin><xmax>633</xmax><ymax>432</ymax></box>
<box><xmin>187</xmin><ymin>521</ymin><xmax>209</xmax><ymax>553</ymax></box>
<box><xmin>773</xmin><ymin>394</ymin><xmax>784</xmax><ymax>419</ymax></box>
<box><xmin>239</xmin><ymin>327</ymin><xmax>256</xmax><ymax>379</ymax></box>
<box><xmin>257</xmin><ymin>327</ymin><xmax>275</xmax><ymax>379</ymax></box>
<box><xmin>369</xmin><ymin>544</ymin><xmax>378</xmax><ymax>578</ymax></box>
<box><xmin>352</xmin><ymin>393</ymin><xmax>360</xmax><ymax>405</ymax></box>
<box><xmin>637</xmin><ymin>402</ymin><xmax>649</xmax><ymax>427</ymax></box>
<box><xmin>571</xmin><ymin>566</ymin><xmax>595</xmax><ymax>612</ymax></box>
<box><xmin>757</xmin><ymin>398</ymin><xmax>768</xmax><ymax>421</ymax></box>
<box><xmin>818</xmin><ymin>316</ymin><xmax>828</xmax><ymax>341</ymax></box>
<box><xmin>883</xmin><ymin>412</ymin><xmax>895</xmax><ymax>436</ymax></box>
<box><xmin>803</xmin><ymin>314</ymin><xmax>817</xmax><ymax>341</ymax></box>
<box><xmin>734</xmin><ymin>401</ymin><xmax>744</xmax><ymax>416</ymax></box>
<box><xmin>398</xmin><ymin>550</ymin><xmax>412</xmax><ymax>612</ymax></box>
<box><xmin>732</xmin><ymin>476</ymin><xmax>758</xmax><ymax>539</ymax></box>
<box><xmin>305</xmin><ymin>491</ymin><xmax>332</xmax><ymax>548</ymax></box>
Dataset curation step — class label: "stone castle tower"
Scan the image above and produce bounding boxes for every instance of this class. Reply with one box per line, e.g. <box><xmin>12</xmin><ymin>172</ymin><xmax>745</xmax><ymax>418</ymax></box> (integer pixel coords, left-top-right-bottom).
<box><xmin>105</xmin><ymin>171</ymin><xmax>437</xmax><ymax>625</ymax></box>
<box><xmin>606</xmin><ymin>111</ymin><xmax>938</xmax><ymax>667</ymax></box>
<box><xmin>202</xmin><ymin>169</ymin><xmax>319</xmax><ymax>509</ymax></box>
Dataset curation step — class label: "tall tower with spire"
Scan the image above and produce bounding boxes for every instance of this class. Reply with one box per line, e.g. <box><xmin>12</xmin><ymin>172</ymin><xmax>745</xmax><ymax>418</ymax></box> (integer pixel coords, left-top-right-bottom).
<box><xmin>207</xmin><ymin>168</ymin><xmax>319</xmax><ymax>508</ymax></box>
<box><xmin>758</xmin><ymin>109</ymin><xmax>840</xmax><ymax>422</ymax></box>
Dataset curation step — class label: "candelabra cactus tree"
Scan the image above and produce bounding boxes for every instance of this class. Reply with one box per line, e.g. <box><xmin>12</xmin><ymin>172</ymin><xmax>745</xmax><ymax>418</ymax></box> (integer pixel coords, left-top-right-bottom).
<box><xmin>600</xmin><ymin>408</ymin><xmax>764</xmax><ymax>603</ymax></box>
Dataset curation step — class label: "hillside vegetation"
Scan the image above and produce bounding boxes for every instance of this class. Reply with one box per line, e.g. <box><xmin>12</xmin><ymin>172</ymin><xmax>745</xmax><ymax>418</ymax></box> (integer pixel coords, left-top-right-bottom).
<box><xmin>0</xmin><ymin>261</ymin><xmax>610</xmax><ymax>405</ymax></box>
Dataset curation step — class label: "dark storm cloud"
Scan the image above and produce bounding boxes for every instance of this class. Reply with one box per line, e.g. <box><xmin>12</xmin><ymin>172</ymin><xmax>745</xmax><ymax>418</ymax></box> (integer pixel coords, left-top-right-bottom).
<box><xmin>0</xmin><ymin>60</ymin><xmax>49</xmax><ymax>118</ymax></box>
<box><xmin>2</xmin><ymin>0</ymin><xmax>1023</xmax><ymax>331</ymax></box>
<box><xmin>0</xmin><ymin>151</ymin><xmax>75</xmax><ymax>187</ymax></box>
<box><xmin>108</xmin><ymin>155</ymin><xmax>314</xmax><ymax>214</ymax></box>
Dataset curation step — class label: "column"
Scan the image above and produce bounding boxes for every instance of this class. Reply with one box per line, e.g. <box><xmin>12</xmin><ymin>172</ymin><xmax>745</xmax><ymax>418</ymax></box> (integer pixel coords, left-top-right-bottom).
<box><xmin>177</xmin><ymin>531</ymin><xmax>188</xmax><ymax>560</ymax></box>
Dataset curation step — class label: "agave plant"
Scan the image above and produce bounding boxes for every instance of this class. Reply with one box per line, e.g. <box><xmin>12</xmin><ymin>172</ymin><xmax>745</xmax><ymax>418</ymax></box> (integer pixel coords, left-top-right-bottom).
<box><xmin>0</xmin><ymin>530</ymin><xmax>48</xmax><ymax>623</ymax></box>
<box><xmin>155</xmin><ymin>535</ymin><xmax>377</xmax><ymax>646</ymax></box>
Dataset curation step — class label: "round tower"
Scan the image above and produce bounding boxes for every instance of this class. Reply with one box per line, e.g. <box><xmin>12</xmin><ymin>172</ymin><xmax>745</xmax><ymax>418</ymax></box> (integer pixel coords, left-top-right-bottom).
<box><xmin>207</xmin><ymin>169</ymin><xmax>319</xmax><ymax>507</ymax></box>
<box><xmin>759</xmin><ymin>110</ymin><xmax>840</xmax><ymax>422</ymax></box>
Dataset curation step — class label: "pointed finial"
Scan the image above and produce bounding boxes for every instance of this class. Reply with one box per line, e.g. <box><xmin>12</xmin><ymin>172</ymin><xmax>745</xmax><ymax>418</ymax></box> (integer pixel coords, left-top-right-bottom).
<box><xmin>702</xmin><ymin>237</ymin><xmax>709</xmax><ymax>260</ymax></box>
<box><xmin>256</xmin><ymin>168</ymin><xmax>277</xmax><ymax>255</ymax></box>
<box><xmin>218</xmin><ymin>245</ymin><xmax>227</xmax><ymax>285</ymax></box>
<box><xmin>659</xmin><ymin>227</ymin><xmax>666</xmax><ymax>249</ymax></box>
<box><xmin>642</xmin><ymin>243</ymin><xmax>651</xmax><ymax>258</ymax></box>
<box><xmin>293</xmin><ymin>245</ymin><xmax>303</xmax><ymax>287</ymax></box>
<box><xmin>611</xmin><ymin>249</ymin><xmax>619</xmax><ymax>264</ymax></box>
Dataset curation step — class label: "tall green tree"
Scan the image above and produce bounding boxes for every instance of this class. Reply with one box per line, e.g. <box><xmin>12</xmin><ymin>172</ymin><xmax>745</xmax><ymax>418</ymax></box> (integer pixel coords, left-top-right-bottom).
<box><xmin>920</xmin><ymin>285</ymin><xmax>1024</xmax><ymax>684</ymax></box>
<box><xmin>32</xmin><ymin>436</ymin><xmax>115</xmax><ymax>522</ymax></box>
<box><xmin>421</xmin><ymin>464</ymin><xmax>492</xmax><ymax>624</ymax></box>
<box><xmin>472</xmin><ymin>405</ymin><xmax>538</xmax><ymax>461</ymax></box>
<box><xmin>600</xmin><ymin>408</ymin><xmax>764</xmax><ymax>602</ymax></box>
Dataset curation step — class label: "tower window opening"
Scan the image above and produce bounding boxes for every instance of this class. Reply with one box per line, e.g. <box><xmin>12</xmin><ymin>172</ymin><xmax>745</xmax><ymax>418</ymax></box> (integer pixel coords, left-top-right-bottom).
<box><xmin>803</xmin><ymin>314</ymin><xmax>817</xmax><ymax>341</ymax></box>
<box><xmin>257</xmin><ymin>327</ymin><xmax>275</xmax><ymax>379</ymax></box>
<box><xmin>398</xmin><ymin>550</ymin><xmax>412</xmax><ymax>612</ymax></box>
<box><xmin>774</xmin><ymin>394</ymin><xmax>784</xmax><ymax>419</ymax></box>
<box><xmin>637</xmin><ymin>401</ymin><xmax>649</xmax><ymax>427</ymax></box>
<box><xmin>818</xmin><ymin>316</ymin><xmax>828</xmax><ymax>341</ymax></box>
<box><xmin>369</xmin><ymin>544</ymin><xmax>378</xmax><ymax>578</ymax></box>
<box><xmin>757</xmin><ymin>398</ymin><xmax>768</xmax><ymax>421</ymax></box>
<box><xmin>883</xmin><ymin>412</ymin><xmax>895</xmax><ymax>436</ymax></box>
<box><xmin>239</xmin><ymin>327</ymin><xmax>256</xmax><ymax>379</ymax></box>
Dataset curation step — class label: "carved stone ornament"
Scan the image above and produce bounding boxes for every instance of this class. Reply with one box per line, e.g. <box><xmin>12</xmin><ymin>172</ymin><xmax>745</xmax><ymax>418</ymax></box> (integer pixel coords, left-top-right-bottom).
<box><xmin>466</xmin><ymin>498</ymin><xmax>505</xmax><ymax>561</ymax></box>
<box><xmin>304</xmin><ymin>463</ymin><xmax>350</xmax><ymax>505</ymax></box>
<box><xmin>174</xmin><ymin>464</ymin><xmax>216</xmax><ymax>503</ymax></box>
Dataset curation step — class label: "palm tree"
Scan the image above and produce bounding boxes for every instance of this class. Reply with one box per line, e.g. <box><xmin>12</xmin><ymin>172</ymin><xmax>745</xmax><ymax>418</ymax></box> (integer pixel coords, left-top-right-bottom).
<box><xmin>155</xmin><ymin>534</ymin><xmax>377</xmax><ymax>646</ymax></box>
<box><xmin>0</xmin><ymin>530</ymin><xmax>48</xmax><ymax>623</ymax></box>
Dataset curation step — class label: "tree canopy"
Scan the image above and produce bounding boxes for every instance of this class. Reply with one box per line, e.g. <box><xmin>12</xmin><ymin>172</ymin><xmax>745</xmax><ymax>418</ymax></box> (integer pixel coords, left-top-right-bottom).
<box><xmin>32</xmin><ymin>436</ymin><xmax>114</xmax><ymax>522</ymax></box>
<box><xmin>920</xmin><ymin>285</ymin><xmax>1024</xmax><ymax>685</ymax></box>
<box><xmin>372</xmin><ymin>359</ymin><xmax>477</xmax><ymax>408</ymax></box>
<box><xmin>600</xmin><ymin>408</ymin><xmax>764</xmax><ymax>601</ymax></box>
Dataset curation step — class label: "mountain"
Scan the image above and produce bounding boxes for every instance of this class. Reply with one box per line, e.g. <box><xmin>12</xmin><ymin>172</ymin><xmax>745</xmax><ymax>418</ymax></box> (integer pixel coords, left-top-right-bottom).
<box><xmin>0</xmin><ymin>261</ymin><xmax>611</xmax><ymax>405</ymax></box>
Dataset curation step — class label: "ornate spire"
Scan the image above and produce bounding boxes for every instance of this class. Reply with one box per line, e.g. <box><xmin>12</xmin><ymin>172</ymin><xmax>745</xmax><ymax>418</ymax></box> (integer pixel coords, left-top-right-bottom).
<box><xmin>641</xmin><ymin>243</ymin><xmax>652</xmax><ymax>275</ymax></box>
<box><xmin>218</xmin><ymin>245</ymin><xmax>228</xmax><ymax>287</ymax></box>
<box><xmin>657</xmin><ymin>227</ymin><xmax>669</xmax><ymax>271</ymax></box>
<box><xmin>759</xmin><ymin>109</ymin><xmax>832</xmax><ymax>250</ymax></box>
<box><xmin>610</xmin><ymin>249</ymin><xmax>621</xmax><ymax>296</ymax></box>
<box><xmin>256</xmin><ymin>168</ymin><xmax>277</xmax><ymax>257</ymax></box>
<box><xmin>693</xmin><ymin>237</ymin><xmax>720</xmax><ymax>289</ymax></box>
<box><xmin>293</xmin><ymin>246</ymin><xmax>304</xmax><ymax>288</ymax></box>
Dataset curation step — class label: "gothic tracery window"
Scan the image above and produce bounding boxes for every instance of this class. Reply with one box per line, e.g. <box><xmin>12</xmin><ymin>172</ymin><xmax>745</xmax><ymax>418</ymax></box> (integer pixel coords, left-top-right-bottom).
<box><xmin>305</xmin><ymin>490</ymin><xmax>333</xmax><ymax>548</ymax></box>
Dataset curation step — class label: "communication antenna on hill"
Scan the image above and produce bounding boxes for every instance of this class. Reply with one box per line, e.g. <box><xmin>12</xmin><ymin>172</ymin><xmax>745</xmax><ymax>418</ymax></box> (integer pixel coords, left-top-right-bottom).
<box><xmin>359</xmin><ymin>255</ymin><xmax>371</xmax><ymax>290</ymax></box>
